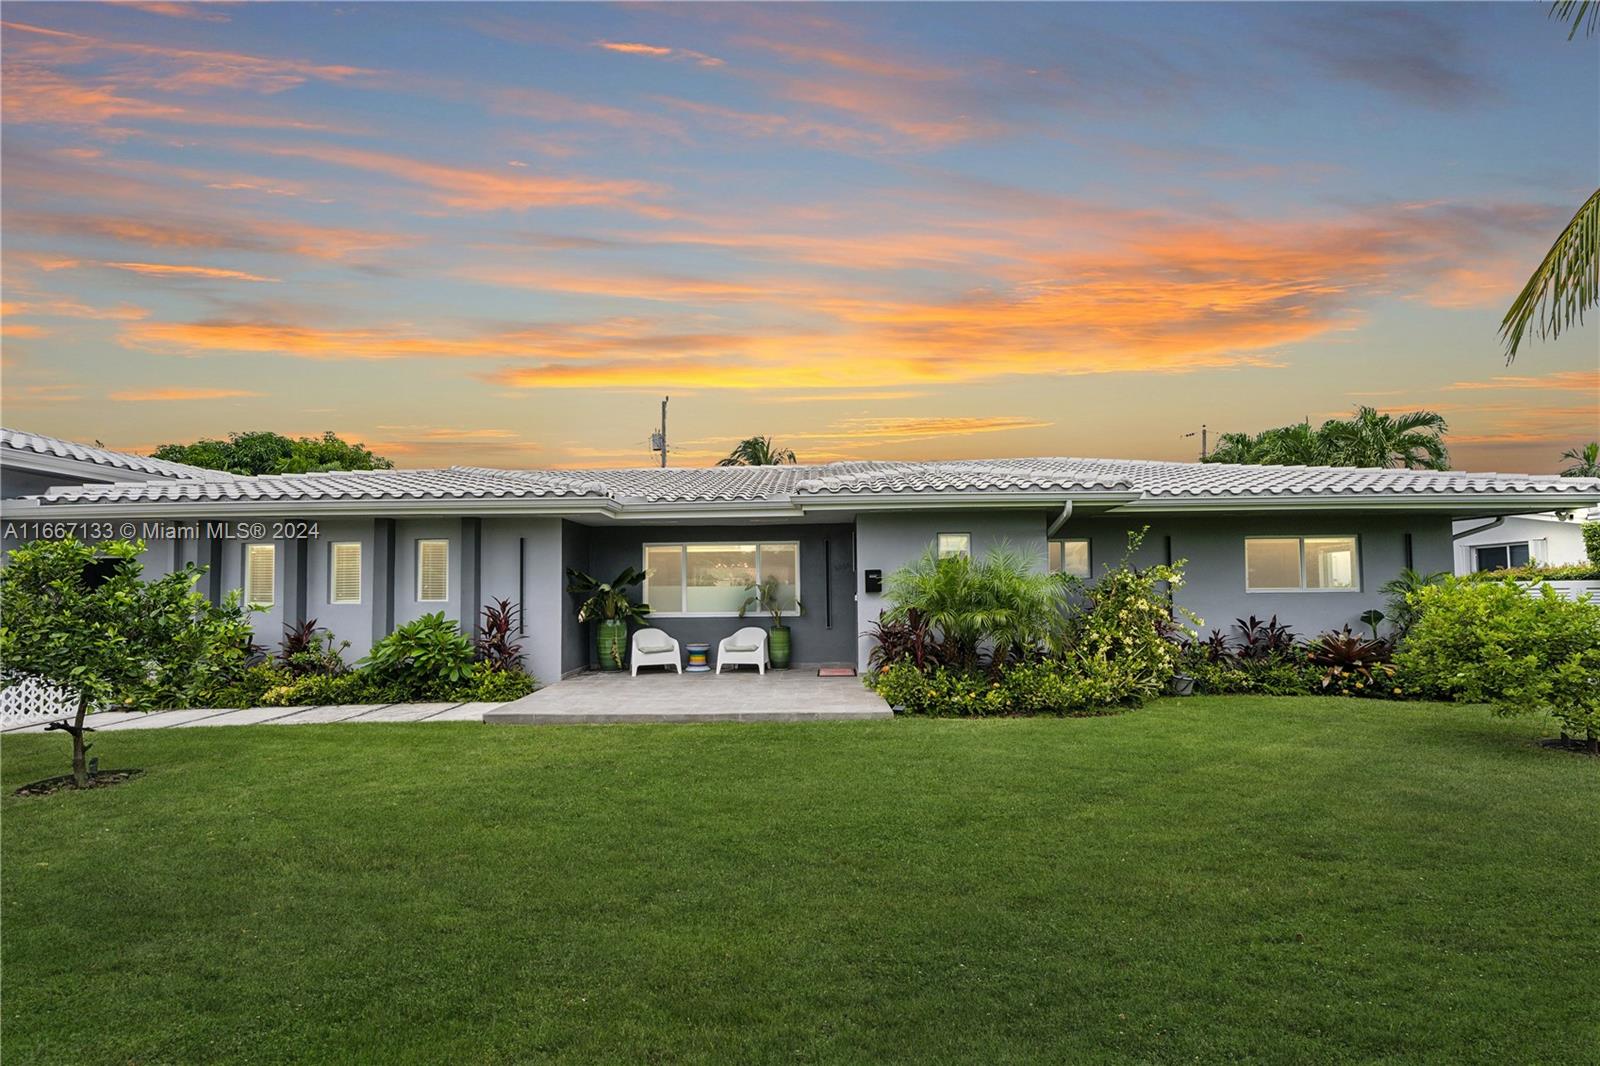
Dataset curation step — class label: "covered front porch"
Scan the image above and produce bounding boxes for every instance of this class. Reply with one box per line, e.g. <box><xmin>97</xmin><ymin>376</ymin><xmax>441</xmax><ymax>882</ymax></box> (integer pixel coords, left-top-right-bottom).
<box><xmin>483</xmin><ymin>669</ymin><xmax>890</xmax><ymax>725</ymax></box>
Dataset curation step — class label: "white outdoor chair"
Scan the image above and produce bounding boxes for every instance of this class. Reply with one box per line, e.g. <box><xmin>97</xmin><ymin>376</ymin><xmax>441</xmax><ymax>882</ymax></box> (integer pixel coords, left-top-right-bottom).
<box><xmin>715</xmin><ymin>626</ymin><xmax>769</xmax><ymax>675</ymax></box>
<box><xmin>630</xmin><ymin>628</ymin><xmax>683</xmax><ymax>676</ymax></box>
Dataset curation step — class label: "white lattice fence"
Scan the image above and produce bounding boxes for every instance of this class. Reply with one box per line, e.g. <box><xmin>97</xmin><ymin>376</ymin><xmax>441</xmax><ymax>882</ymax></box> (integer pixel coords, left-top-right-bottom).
<box><xmin>0</xmin><ymin>676</ymin><xmax>85</xmax><ymax>726</ymax></box>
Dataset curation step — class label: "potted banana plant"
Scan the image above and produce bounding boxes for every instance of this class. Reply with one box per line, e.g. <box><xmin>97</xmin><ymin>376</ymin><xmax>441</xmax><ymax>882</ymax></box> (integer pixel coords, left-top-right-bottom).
<box><xmin>739</xmin><ymin>575</ymin><xmax>802</xmax><ymax>669</ymax></box>
<box><xmin>566</xmin><ymin>566</ymin><xmax>651</xmax><ymax>671</ymax></box>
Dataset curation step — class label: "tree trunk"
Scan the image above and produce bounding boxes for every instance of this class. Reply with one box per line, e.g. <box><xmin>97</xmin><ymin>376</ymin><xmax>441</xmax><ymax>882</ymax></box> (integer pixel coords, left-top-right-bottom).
<box><xmin>70</xmin><ymin>696</ymin><xmax>90</xmax><ymax>788</ymax></box>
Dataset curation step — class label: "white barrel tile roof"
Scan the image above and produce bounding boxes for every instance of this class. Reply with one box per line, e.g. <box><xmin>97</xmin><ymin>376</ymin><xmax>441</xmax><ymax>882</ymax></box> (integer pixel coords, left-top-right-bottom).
<box><xmin>2</xmin><ymin>427</ymin><xmax>233</xmax><ymax>481</ymax></box>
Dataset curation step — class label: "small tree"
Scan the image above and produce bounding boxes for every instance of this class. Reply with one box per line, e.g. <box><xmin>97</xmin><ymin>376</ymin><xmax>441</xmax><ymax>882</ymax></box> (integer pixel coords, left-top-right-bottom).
<box><xmin>0</xmin><ymin>538</ymin><xmax>252</xmax><ymax>786</ymax></box>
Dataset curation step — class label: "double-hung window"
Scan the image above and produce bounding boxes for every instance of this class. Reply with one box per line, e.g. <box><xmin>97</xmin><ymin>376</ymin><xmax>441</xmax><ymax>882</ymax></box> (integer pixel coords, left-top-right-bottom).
<box><xmin>643</xmin><ymin>542</ymin><xmax>799</xmax><ymax>616</ymax></box>
<box><xmin>1048</xmin><ymin>538</ymin><xmax>1091</xmax><ymax>578</ymax></box>
<box><xmin>243</xmin><ymin>543</ymin><xmax>276</xmax><ymax>607</ymax></box>
<box><xmin>1245</xmin><ymin>536</ymin><xmax>1359</xmax><ymax>591</ymax></box>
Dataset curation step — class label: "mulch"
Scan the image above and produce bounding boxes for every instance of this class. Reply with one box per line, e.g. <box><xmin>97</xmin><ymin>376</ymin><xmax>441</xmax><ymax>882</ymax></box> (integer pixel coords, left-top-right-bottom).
<box><xmin>12</xmin><ymin>770</ymin><xmax>144</xmax><ymax>798</ymax></box>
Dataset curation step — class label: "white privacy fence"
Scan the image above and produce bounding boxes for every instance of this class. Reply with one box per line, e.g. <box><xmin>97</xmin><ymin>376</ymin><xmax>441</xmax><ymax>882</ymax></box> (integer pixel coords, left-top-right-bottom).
<box><xmin>0</xmin><ymin>676</ymin><xmax>85</xmax><ymax>726</ymax></box>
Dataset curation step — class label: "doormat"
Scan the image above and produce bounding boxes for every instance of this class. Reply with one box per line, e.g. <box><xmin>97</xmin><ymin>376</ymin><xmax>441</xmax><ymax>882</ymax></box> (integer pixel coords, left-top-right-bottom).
<box><xmin>817</xmin><ymin>666</ymin><xmax>857</xmax><ymax>677</ymax></box>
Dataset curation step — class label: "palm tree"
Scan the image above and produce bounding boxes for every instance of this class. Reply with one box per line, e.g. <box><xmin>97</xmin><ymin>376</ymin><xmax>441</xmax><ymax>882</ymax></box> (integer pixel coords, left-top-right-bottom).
<box><xmin>718</xmin><ymin>436</ymin><xmax>798</xmax><ymax>466</ymax></box>
<box><xmin>1320</xmin><ymin>407</ymin><xmax>1451</xmax><ymax>470</ymax></box>
<box><xmin>1500</xmin><ymin>4</ymin><xmax>1597</xmax><ymax>360</ymax></box>
<box><xmin>1203</xmin><ymin>408</ymin><xmax>1449</xmax><ymax>469</ymax></box>
<box><xmin>1559</xmin><ymin>442</ymin><xmax>1600</xmax><ymax>477</ymax></box>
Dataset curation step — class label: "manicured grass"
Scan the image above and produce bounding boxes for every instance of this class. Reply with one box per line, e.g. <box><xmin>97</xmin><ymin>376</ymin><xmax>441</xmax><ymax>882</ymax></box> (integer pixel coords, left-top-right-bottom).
<box><xmin>3</xmin><ymin>698</ymin><xmax>1595</xmax><ymax>1064</ymax></box>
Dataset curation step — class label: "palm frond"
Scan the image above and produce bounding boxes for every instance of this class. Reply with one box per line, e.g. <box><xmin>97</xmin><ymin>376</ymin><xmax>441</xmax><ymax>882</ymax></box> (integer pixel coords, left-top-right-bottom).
<box><xmin>1551</xmin><ymin>0</ymin><xmax>1598</xmax><ymax>38</ymax></box>
<box><xmin>1502</xmin><ymin>187</ymin><xmax>1600</xmax><ymax>361</ymax></box>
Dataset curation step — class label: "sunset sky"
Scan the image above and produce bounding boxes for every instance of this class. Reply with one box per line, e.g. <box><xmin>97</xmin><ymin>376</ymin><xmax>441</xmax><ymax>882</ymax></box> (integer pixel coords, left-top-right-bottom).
<box><xmin>2</xmin><ymin>2</ymin><xmax>1596</xmax><ymax>471</ymax></box>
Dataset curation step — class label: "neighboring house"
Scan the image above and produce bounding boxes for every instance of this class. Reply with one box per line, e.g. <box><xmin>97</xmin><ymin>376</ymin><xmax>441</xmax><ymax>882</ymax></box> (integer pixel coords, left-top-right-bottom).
<box><xmin>1451</xmin><ymin>511</ymin><xmax>1594</xmax><ymax>574</ymax></box>
<box><xmin>6</xmin><ymin>430</ymin><xmax>1599</xmax><ymax>681</ymax></box>
<box><xmin>1</xmin><ymin>427</ymin><xmax>229</xmax><ymax>499</ymax></box>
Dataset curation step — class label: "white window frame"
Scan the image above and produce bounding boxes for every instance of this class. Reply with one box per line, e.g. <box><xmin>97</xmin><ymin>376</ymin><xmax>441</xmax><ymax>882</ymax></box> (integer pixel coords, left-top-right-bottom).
<box><xmin>642</xmin><ymin>541</ymin><xmax>801</xmax><ymax>618</ymax></box>
<box><xmin>242</xmin><ymin>543</ymin><xmax>276</xmax><ymax>608</ymax></box>
<box><xmin>936</xmin><ymin>532</ymin><xmax>972</xmax><ymax>560</ymax></box>
<box><xmin>1472</xmin><ymin>541</ymin><xmax>1532</xmax><ymax>572</ymax></box>
<box><xmin>416</xmin><ymin>539</ymin><xmax>450</xmax><ymax>603</ymax></box>
<box><xmin>329</xmin><ymin>541</ymin><xmax>362</xmax><ymax>605</ymax></box>
<box><xmin>1244</xmin><ymin>535</ymin><xmax>1361</xmax><ymax>593</ymax></box>
<box><xmin>1049</xmin><ymin>538</ymin><xmax>1092</xmax><ymax>578</ymax></box>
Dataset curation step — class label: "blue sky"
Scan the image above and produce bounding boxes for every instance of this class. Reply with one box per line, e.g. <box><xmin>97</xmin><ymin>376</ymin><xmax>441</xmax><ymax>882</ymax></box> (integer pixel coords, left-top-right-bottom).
<box><xmin>2</xmin><ymin>2</ymin><xmax>1596</xmax><ymax>469</ymax></box>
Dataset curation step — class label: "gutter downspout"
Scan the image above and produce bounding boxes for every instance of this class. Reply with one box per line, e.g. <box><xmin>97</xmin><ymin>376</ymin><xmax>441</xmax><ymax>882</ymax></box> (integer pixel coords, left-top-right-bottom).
<box><xmin>1047</xmin><ymin>500</ymin><xmax>1073</xmax><ymax>538</ymax></box>
<box><xmin>1452</xmin><ymin>516</ymin><xmax>1505</xmax><ymax>541</ymax></box>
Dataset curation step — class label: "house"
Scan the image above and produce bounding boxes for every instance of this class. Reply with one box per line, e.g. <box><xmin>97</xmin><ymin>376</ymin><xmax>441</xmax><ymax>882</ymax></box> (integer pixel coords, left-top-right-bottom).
<box><xmin>5</xmin><ymin>428</ymin><xmax>1599</xmax><ymax>681</ymax></box>
<box><xmin>1452</xmin><ymin>511</ymin><xmax>1593</xmax><ymax>574</ymax></box>
<box><xmin>0</xmin><ymin>427</ymin><xmax>231</xmax><ymax>499</ymax></box>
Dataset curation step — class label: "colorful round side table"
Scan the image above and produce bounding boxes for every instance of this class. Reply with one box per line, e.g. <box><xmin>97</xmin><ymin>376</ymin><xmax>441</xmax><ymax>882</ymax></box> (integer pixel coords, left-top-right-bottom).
<box><xmin>685</xmin><ymin>642</ymin><xmax>711</xmax><ymax>672</ymax></box>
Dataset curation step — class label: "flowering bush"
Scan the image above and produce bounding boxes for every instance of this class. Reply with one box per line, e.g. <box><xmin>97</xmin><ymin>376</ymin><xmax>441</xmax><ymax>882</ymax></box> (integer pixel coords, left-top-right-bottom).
<box><xmin>867</xmin><ymin>660</ymin><xmax>1130</xmax><ymax>717</ymax></box>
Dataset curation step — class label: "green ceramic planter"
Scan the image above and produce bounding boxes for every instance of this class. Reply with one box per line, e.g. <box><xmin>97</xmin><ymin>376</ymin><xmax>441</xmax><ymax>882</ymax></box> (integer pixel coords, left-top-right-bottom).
<box><xmin>768</xmin><ymin>625</ymin><xmax>792</xmax><ymax>669</ymax></box>
<box><xmin>596</xmin><ymin>619</ymin><xmax>628</xmax><ymax>671</ymax></box>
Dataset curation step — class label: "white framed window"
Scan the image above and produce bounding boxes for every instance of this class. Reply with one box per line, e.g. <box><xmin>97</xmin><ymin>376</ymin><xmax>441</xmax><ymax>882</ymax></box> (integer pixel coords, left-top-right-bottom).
<box><xmin>329</xmin><ymin>542</ymin><xmax>362</xmax><ymax>604</ymax></box>
<box><xmin>1049</xmin><ymin>538</ymin><xmax>1091</xmax><ymax>578</ymax></box>
<box><xmin>936</xmin><ymin>533</ymin><xmax>971</xmax><ymax>560</ymax></box>
<box><xmin>416</xmin><ymin>539</ymin><xmax>450</xmax><ymax>602</ymax></box>
<box><xmin>642</xmin><ymin>542</ymin><xmax>799</xmax><ymax>617</ymax></box>
<box><xmin>1245</xmin><ymin>536</ymin><xmax>1359</xmax><ymax>592</ymax></box>
<box><xmin>1473</xmin><ymin>542</ymin><xmax>1531</xmax><ymax>572</ymax></box>
<box><xmin>242</xmin><ymin>543</ymin><xmax>276</xmax><ymax>607</ymax></box>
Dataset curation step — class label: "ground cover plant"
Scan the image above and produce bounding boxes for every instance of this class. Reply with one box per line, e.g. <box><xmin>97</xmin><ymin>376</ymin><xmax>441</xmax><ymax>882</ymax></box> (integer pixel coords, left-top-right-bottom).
<box><xmin>2</xmin><ymin>698</ymin><xmax>1595</xmax><ymax>1064</ymax></box>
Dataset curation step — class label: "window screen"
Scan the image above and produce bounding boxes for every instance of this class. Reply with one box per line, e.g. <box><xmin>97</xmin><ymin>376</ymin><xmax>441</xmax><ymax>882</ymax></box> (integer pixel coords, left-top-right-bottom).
<box><xmin>330</xmin><ymin>542</ymin><xmax>361</xmax><ymax>604</ymax></box>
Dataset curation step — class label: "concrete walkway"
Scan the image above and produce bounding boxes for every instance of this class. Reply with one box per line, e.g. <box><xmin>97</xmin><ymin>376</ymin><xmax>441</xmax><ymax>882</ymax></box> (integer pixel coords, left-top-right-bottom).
<box><xmin>0</xmin><ymin>702</ymin><xmax>506</xmax><ymax>734</ymax></box>
<box><xmin>485</xmin><ymin>669</ymin><xmax>889</xmax><ymax>725</ymax></box>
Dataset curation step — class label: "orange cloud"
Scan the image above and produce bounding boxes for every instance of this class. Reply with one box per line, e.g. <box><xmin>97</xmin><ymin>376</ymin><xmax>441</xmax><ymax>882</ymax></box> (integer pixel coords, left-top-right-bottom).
<box><xmin>1</xmin><ymin>64</ymin><xmax>350</xmax><ymax>131</ymax></box>
<box><xmin>490</xmin><ymin>87</ymin><xmax>684</xmax><ymax>136</ymax></box>
<box><xmin>653</xmin><ymin>96</ymin><xmax>885</xmax><ymax>150</ymax></box>
<box><xmin>102</xmin><ymin>261</ymin><xmax>278</xmax><ymax>282</ymax></box>
<box><xmin>120</xmin><ymin>2</ymin><xmax>232</xmax><ymax>21</ymax></box>
<box><xmin>11</xmin><ymin>212</ymin><xmax>417</xmax><ymax>262</ymax></box>
<box><xmin>1445</xmin><ymin>369</ymin><xmax>1600</xmax><ymax>392</ymax></box>
<box><xmin>596</xmin><ymin>40</ymin><xmax>724</xmax><ymax>67</ymax></box>
<box><xmin>109</xmin><ymin>386</ymin><xmax>263</xmax><ymax>401</ymax></box>
<box><xmin>244</xmin><ymin>143</ymin><xmax>665</xmax><ymax>213</ymax></box>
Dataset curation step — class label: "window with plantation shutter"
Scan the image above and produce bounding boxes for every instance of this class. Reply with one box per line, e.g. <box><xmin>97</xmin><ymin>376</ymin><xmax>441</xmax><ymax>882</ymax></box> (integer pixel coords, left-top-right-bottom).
<box><xmin>330</xmin><ymin>542</ymin><xmax>361</xmax><ymax>604</ymax></box>
<box><xmin>243</xmin><ymin>544</ymin><xmax>276</xmax><ymax>607</ymax></box>
<box><xmin>417</xmin><ymin>539</ymin><xmax>449</xmax><ymax>602</ymax></box>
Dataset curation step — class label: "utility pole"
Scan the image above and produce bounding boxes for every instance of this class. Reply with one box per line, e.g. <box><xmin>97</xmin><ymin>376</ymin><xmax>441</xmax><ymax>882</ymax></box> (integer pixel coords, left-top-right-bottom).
<box><xmin>1182</xmin><ymin>423</ymin><xmax>1208</xmax><ymax>461</ymax></box>
<box><xmin>650</xmin><ymin>396</ymin><xmax>669</xmax><ymax>467</ymax></box>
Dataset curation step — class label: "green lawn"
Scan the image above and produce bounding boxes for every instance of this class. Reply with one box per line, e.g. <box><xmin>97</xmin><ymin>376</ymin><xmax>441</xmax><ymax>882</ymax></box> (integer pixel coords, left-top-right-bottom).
<box><xmin>3</xmin><ymin>698</ymin><xmax>1595</xmax><ymax>1065</ymax></box>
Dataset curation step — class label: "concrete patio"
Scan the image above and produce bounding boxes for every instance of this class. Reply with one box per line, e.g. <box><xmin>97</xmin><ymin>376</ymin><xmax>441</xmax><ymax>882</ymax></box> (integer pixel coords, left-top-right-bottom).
<box><xmin>484</xmin><ymin>669</ymin><xmax>889</xmax><ymax>725</ymax></box>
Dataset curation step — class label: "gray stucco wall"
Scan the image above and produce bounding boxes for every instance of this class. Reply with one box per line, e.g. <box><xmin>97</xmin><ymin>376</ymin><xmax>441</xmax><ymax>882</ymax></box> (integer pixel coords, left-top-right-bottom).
<box><xmin>1058</xmin><ymin>512</ymin><xmax>1454</xmax><ymax>641</ymax></box>
<box><xmin>560</xmin><ymin>521</ymin><xmax>588</xmax><ymax>676</ymax></box>
<box><xmin>479</xmin><ymin>517</ymin><xmax>566</xmax><ymax>686</ymax></box>
<box><xmin>0</xmin><ymin>468</ymin><xmax>89</xmax><ymax>500</ymax></box>
<box><xmin>855</xmin><ymin>509</ymin><xmax>1049</xmax><ymax>668</ymax></box>
<box><xmin>579</xmin><ymin>522</ymin><xmax>857</xmax><ymax>667</ymax></box>
<box><xmin>853</xmin><ymin>509</ymin><xmax>1455</xmax><ymax>667</ymax></box>
<box><xmin>303</xmin><ymin>519</ymin><xmax>376</xmax><ymax>659</ymax></box>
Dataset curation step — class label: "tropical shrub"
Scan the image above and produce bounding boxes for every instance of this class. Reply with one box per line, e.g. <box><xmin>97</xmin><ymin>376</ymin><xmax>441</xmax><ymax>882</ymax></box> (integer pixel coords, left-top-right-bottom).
<box><xmin>1461</xmin><ymin>561</ymin><xmax>1600</xmax><ymax>582</ymax></box>
<box><xmin>470</xmin><ymin>666</ymin><xmax>538</xmax><ymax>702</ymax></box>
<box><xmin>1233</xmin><ymin>615</ymin><xmax>1296</xmax><ymax>661</ymax></box>
<box><xmin>1304</xmin><ymin>628</ymin><xmax>1400</xmax><ymax>698</ymax></box>
<box><xmin>1397</xmin><ymin>577</ymin><xmax>1600</xmax><ymax>748</ymax></box>
<box><xmin>475</xmin><ymin>598</ymin><xmax>525</xmax><ymax>672</ymax></box>
<box><xmin>867</xmin><ymin>660</ymin><xmax>1129</xmax><ymax>718</ymax></box>
<box><xmin>1379</xmin><ymin>568</ymin><xmax>1449</xmax><ymax>640</ymax></box>
<box><xmin>1584</xmin><ymin>521</ymin><xmax>1600</xmax><ymax>563</ymax></box>
<box><xmin>278</xmin><ymin>619</ymin><xmax>350</xmax><ymax>679</ymax></box>
<box><xmin>362</xmin><ymin>612</ymin><xmax>476</xmax><ymax>699</ymax></box>
<box><xmin>863</xmin><ymin>609</ymin><xmax>945</xmax><ymax>672</ymax></box>
<box><xmin>1181</xmin><ymin>654</ymin><xmax>1312</xmax><ymax>696</ymax></box>
<box><xmin>883</xmin><ymin>545</ymin><xmax>1061</xmax><ymax>670</ymax></box>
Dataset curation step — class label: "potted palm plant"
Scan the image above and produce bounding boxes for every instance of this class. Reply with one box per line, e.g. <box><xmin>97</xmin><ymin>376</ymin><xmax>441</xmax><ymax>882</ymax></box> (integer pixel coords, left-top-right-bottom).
<box><xmin>566</xmin><ymin>566</ymin><xmax>651</xmax><ymax>671</ymax></box>
<box><xmin>740</xmin><ymin>575</ymin><xmax>801</xmax><ymax>669</ymax></box>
